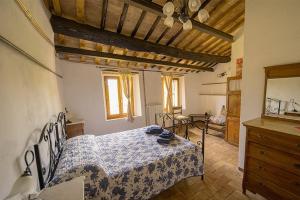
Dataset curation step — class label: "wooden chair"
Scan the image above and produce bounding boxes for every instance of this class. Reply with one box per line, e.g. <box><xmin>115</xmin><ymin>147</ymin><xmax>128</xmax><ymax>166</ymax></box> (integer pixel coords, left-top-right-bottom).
<box><xmin>172</xmin><ymin>106</ymin><xmax>189</xmax><ymax>134</ymax></box>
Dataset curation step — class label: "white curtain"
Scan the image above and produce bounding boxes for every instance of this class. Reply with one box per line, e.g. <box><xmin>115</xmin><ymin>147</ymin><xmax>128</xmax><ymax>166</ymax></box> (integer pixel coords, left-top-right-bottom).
<box><xmin>120</xmin><ymin>70</ymin><xmax>134</xmax><ymax>122</ymax></box>
<box><xmin>163</xmin><ymin>75</ymin><xmax>173</xmax><ymax>113</ymax></box>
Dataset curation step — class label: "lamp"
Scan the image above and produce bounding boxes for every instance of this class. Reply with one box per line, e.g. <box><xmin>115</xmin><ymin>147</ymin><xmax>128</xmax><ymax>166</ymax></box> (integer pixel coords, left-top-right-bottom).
<box><xmin>162</xmin><ymin>0</ymin><xmax>210</xmax><ymax>29</ymax></box>
<box><xmin>163</xmin><ymin>1</ymin><xmax>175</xmax><ymax>16</ymax></box>
<box><xmin>7</xmin><ymin>151</ymin><xmax>35</xmax><ymax>199</ymax></box>
<box><xmin>164</xmin><ymin>16</ymin><xmax>174</xmax><ymax>28</ymax></box>
<box><xmin>182</xmin><ymin>19</ymin><xmax>192</xmax><ymax>30</ymax></box>
<box><xmin>198</xmin><ymin>9</ymin><xmax>209</xmax><ymax>23</ymax></box>
<box><xmin>188</xmin><ymin>0</ymin><xmax>201</xmax><ymax>12</ymax></box>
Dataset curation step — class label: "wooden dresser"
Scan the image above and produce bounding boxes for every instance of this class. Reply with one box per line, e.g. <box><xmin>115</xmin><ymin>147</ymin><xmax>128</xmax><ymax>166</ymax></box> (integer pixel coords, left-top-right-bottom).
<box><xmin>243</xmin><ymin>118</ymin><xmax>300</xmax><ymax>200</ymax></box>
<box><xmin>66</xmin><ymin>120</ymin><xmax>85</xmax><ymax>139</ymax></box>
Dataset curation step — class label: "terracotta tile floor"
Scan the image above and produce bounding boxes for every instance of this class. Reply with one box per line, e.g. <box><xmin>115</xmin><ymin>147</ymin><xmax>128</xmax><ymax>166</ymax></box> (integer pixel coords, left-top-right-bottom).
<box><xmin>152</xmin><ymin>128</ymin><xmax>265</xmax><ymax>200</ymax></box>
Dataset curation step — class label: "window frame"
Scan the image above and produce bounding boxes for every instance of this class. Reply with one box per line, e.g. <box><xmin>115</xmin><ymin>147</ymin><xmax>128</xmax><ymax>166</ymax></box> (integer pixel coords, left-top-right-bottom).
<box><xmin>103</xmin><ymin>75</ymin><xmax>134</xmax><ymax>120</ymax></box>
<box><xmin>172</xmin><ymin>78</ymin><xmax>180</xmax><ymax>107</ymax></box>
<box><xmin>162</xmin><ymin>77</ymin><xmax>181</xmax><ymax>110</ymax></box>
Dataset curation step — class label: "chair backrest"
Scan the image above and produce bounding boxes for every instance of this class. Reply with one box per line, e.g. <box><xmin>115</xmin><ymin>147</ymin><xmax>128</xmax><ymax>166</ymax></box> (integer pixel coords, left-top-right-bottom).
<box><xmin>172</xmin><ymin>106</ymin><xmax>182</xmax><ymax>115</ymax></box>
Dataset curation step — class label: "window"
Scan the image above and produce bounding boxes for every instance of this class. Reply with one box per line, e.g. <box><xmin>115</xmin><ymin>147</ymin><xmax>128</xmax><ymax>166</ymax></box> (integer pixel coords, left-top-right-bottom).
<box><xmin>172</xmin><ymin>78</ymin><xmax>179</xmax><ymax>107</ymax></box>
<box><xmin>163</xmin><ymin>77</ymin><xmax>180</xmax><ymax>109</ymax></box>
<box><xmin>103</xmin><ymin>75</ymin><xmax>134</xmax><ymax>120</ymax></box>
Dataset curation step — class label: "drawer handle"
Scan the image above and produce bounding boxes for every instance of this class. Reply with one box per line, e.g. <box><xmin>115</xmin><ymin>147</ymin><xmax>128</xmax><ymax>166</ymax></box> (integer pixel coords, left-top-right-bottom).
<box><xmin>294</xmin><ymin>164</ymin><xmax>300</xmax><ymax>169</ymax></box>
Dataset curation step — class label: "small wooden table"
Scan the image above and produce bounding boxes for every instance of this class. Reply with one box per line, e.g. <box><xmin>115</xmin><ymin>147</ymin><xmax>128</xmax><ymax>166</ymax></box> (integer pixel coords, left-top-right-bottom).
<box><xmin>66</xmin><ymin>120</ymin><xmax>85</xmax><ymax>138</ymax></box>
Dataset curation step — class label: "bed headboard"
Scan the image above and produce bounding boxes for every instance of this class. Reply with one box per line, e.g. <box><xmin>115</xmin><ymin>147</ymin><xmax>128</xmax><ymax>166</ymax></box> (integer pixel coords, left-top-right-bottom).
<box><xmin>33</xmin><ymin>112</ymin><xmax>67</xmax><ymax>190</ymax></box>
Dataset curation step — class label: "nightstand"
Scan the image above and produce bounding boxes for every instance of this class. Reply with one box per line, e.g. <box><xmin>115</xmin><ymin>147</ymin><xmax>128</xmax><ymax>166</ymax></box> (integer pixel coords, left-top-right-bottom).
<box><xmin>36</xmin><ymin>176</ymin><xmax>85</xmax><ymax>200</ymax></box>
<box><xmin>66</xmin><ymin>120</ymin><xmax>85</xmax><ymax>139</ymax></box>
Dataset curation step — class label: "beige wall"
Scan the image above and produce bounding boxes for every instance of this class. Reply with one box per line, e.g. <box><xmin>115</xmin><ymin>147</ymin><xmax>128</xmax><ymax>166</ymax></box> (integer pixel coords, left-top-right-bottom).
<box><xmin>59</xmin><ymin>59</ymin><xmax>146</xmax><ymax>135</ymax></box>
<box><xmin>58</xmin><ymin>59</ymin><xmax>214</xmax><ymax>134</ymax></box>
<box><xmin>239</xmin><ymin>0</ymin><xmax>300</xmax><ymax>168</ymax></box>
<box><xmin>195</xmin><ymin>29</ymin><xmax>244</xmax><ymax>115</ymax></box>
<box><xmin>0</xmin><ymin>1</ymin><xmax>64</xmax><ymax>198</ymax></box>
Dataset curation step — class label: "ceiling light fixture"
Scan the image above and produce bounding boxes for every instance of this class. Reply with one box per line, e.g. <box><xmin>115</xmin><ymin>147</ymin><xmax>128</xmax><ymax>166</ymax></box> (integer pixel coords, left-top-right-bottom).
<box><xmin>164</xmin><ymin>16</ymin><xmax>174</xmax><ymax>27</ymax></box>
<box><xmin>163</xmin><ymin>1</ymin><xmax>175</xmax><ymax>16</ymax></box>
<box><xmin>162</xmin><ymin>0</ymin><xmax>210</xmax><ymax>30</ymax></box>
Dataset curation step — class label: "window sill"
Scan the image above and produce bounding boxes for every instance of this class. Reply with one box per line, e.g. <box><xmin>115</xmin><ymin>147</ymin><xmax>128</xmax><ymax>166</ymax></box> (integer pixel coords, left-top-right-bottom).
<box><xmin>105</xmin><ymin>115</ymin><xmax>141</xmax><ymax>121</ymax></box>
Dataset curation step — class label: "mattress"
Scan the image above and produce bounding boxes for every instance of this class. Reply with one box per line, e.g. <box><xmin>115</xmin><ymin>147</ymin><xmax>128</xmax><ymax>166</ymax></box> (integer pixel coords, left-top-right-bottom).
<box><xmin>50</xmin><ymin>127</ymin><xmax>203</xmax><ymax>200</ymax></box>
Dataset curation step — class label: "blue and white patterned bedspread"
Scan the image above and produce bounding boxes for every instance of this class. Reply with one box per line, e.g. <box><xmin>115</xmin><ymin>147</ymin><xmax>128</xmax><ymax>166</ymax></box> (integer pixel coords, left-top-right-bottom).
<box><xmin>50</xmin><ymin>127</ymin><xmax>203</xmax><ymax>200</ymax></box>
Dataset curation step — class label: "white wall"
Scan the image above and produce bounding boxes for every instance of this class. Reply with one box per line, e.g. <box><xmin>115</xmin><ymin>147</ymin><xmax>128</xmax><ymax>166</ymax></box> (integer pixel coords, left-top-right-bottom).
<box><xmin>194</xmin><ymin>29</ymin><xmax>244</xmax><ymax>116</ymax></box>
<box><xmin>0</xmin><ymin>0</ymin><xmax>64</xmax><ymax>199</ymax></box>
<box><xmin>60</xmin><ymin>60</ymin><xmax>146</xmax><ymax>135</ymax></box>
<box><xmin>239</xmin><ymin>0</ymin><xmax>300</xmax><ymax>168</ymax></box>
<box><xmin>192</xmin><ymin>65</ymin><xmax>228</xmax><ymax>116</ymax></box>
<box><xmin>217</xmin><ymin>29</ymin><xmax>244</xmax><ymax>78</ymax></box>
<box><xmin>59</xmin><ymin>59</ymin><xmax>219</xmax><ymax>134</ymax></box>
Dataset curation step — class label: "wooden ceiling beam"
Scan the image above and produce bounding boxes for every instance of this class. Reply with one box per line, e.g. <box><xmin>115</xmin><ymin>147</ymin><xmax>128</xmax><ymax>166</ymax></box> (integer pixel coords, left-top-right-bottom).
<box><xmin>51</xmin><ymin>0</ymin><xmax>62</xmax><ymax>16</ymax></box>
<box><xmin>76</xmin><ymin>0</ymin><xmax>85</xmax><ymax>22</ymax></box>
<box><xmin>182</xmin><ymin>0</ymin><xmax>241</xmax><ymax>50</ymax></box>
<box><xmin>156</xmin><ymin>27</ymin><xmax>170</xmax><ymax>43</ymax></box>
<box><xmin>193</xmin><ymin>11</ymin><xmax>244</xmax><ymax>52</ymax></box>
<box><xmin>51</xmin><ymin>16</ymin><xmax>230</xmax><ymax>63</ymax></box>
<box><xmin>117</xmin><ymin>3</ymin><xmax>129</xmax><ymax>33</ymax></box>
<box><xmin>144</xmin><ymin>16</ymin><xmax>161</xmax><ymax>41</ymax></box>
<box><xmin>131</xmin><ymin>10</ymin><xmax>146</xmax><ymax>37</ymax></box>
<box><xmin>128</xmin><ymin>0</ymin><xmax>233</xmax><ymax>42</ymax></box>
<box><xmin>100</xmin><ymin>0</ymin><xmax>108</xmax><ymax>30</ymax></box>
<box><xmin>55</xmin><ymin>45</ymin><xmax>215</xmax><ymax>71</ymax></box>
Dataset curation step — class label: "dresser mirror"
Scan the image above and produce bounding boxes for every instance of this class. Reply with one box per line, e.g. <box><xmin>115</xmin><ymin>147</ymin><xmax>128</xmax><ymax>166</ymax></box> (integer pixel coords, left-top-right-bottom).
<box><xmin>263</xmin><ymin>63</ymin><xmax>300</xmax><ymax>122</ymax></box>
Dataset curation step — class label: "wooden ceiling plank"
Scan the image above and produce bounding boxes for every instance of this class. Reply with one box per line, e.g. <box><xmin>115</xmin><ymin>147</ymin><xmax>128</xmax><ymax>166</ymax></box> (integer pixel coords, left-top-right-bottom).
<box><xmin>191</xmin><ymin>10</ymin><xmax>244</xmax><ymax>52</ymax></box>
<box><xmin>76</xmin><ymin>0</ymin><xmax>85</xmax><ymax>22</ymax></box>
<box><xmin>100</xmin><ymin>0</ymin><xmax>108</xmax><ymax>30</ymax></box>
<box><xmin>208</xmin><ymin>63</ymin><xmax>218</xmax><ymax>68</ymax></box>
<box><xmin>166</xmin><ymin>28</ymin><xmax>183</xmax><ymax>46</ymax></box>
<box><xmin>194</xmin><ymin>13</ymin><xmax>244</xmax><ymax>52</ymax></box>
<box><xmin>182</xmin><ymin>0</ymin><xmax>241</xmax><ymax>50</ymax></box>
<box><xmin>202</xmin><ymin>19</ymin><xmax>244</xmax><ymax>55</ymax></box>
<box><xmin>51</xmin><ymin>16</ymin><xmax>230</xmax><ymax>63</ymax></box>
<box><xmin>117</xmin><ymin>3</ymin><xmax>129</xmax><ymax>33</ymax></box>
<box><xmin>176</xmin><ymin>0</ymin><xmax>217</xmax><ymax>48</ymax></box>
<box><xmin>51</xmin><ymin>0</ymin><xmax>62</xmax><ymax>16</ymax></box>
<box><xmin>128</xmin><ymin>0</ymin><xmax>233</xmax><ymax>42</ymax></box>
<box><xmin>156</xmin><ymin>27</ymin><xmax>170</xmax><ymax>43</ymax></box>
<box><xmin>55</xmin><ymin>45</ymin><xmax>215</xmax><ymax>71</ymax></box>
<box><xmin>144</xmin><ymin>16</ymin><xmax>161</xmax><ymax>41</ymax></box>
<box><xmin>131</xmin><ymin>10</ymin><xmax>146</xmax><ymax>37</ymax></box>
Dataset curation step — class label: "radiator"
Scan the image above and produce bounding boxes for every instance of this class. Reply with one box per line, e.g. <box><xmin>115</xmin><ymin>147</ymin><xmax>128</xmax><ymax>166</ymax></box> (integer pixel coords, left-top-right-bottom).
<box><xmin>145</xmin><ymin>103</ymin><xmax>163</xmax><ymax>125</ymax></box>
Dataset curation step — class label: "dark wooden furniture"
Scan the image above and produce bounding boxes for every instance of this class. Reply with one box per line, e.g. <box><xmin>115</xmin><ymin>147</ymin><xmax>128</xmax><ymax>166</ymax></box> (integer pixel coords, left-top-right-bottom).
<box><xmin>66</xmin><ymin>121</ymin><xmax>84</xmax><ymax>138</ymax></box>
<box><xmin>226</xmin><ymin>76</ymin><xmax>241</xmax><ymax>146</ymax></box>
<box><xmin>242</xmin><ymin>118</ymin><xmax>300</xmax><ymax>200</ymax></box>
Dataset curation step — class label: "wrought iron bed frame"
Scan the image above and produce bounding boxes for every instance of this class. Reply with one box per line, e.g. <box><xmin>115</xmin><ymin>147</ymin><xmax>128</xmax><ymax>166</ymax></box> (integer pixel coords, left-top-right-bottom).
<box><xmin>33</xmin><ymin>112</ymin><xmax>67</xmax><ymax>189</ymax></box>
<box><xmin>155</xmin><ymin>112</ymin><xmax>208</xmax><ymax>180</ymax></box>
<box><xmin>26</xmin><ymin>111</ymin><xmax>206</xmax><ymax>191</ymax></box>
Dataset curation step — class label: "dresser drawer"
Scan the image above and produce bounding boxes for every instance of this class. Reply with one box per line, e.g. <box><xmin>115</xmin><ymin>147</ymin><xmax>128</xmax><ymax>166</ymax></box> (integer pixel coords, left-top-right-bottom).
<box><xmin>248</xmin><ymin>128</ymin><xmax>300</xmax><ymax>156</ymax></box>
<box><xmin>248</xmin><ymin>142</ymin><xmax>300</xmax><ymax>176</ymax></box>
<box><xmin>245</xmin><ymin>172</ymin><xmax>300</xmax><ymax>200</ymax></box>
<box><xmin>247</xmin><ymin>157</ymin><xmax>300</xmax><ymax>196</ymax></box>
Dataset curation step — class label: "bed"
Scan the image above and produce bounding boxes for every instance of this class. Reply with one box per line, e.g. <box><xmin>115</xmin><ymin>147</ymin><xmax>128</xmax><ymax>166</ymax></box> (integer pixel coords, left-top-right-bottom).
<box><xmin>32</xmin><ymin>113</ymin><xmax>205</xmax><ymax>200</ymax></box>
